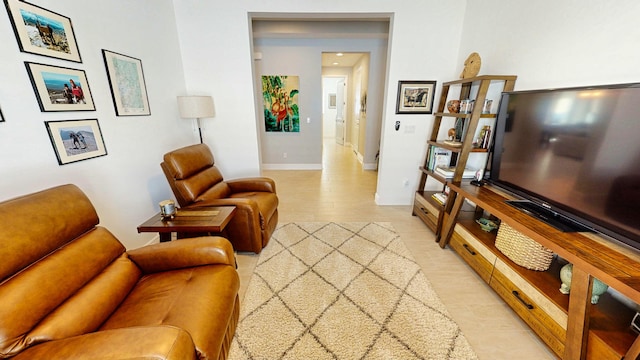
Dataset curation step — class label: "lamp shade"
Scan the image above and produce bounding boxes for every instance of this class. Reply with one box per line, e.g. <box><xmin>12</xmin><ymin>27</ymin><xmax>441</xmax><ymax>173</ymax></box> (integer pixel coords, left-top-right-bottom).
<box><xmin>177</xmin><ymin>96</ymin><xmax>215</xmax><ymax>119</ymax></box>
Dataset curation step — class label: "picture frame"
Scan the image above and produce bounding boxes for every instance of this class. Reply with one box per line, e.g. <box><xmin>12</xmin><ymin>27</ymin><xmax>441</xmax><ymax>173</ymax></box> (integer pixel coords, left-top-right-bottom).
<box><xmin>25</xmin><ymin>62</ymin><xmax>95</xmax><ymax>112</ymax></box>
<box><xmin>395</xmin><ymin>80</ymin><xmax>436</xmax><ymax>114</ymax></box>
<box><xmin>102</xmin><ymin>49</ymin><xmax>151</xmax><ymax>116</ymax></box>
<box><xmin>328</xmin><ymin>93</ymin><xmax>336</xmax><ymax>109</ymax></box>
<box><xmin>45</xmin><ymin>119</ymin><xmax>107</xmax><ymax>165</ymax></box>
<box><xmin>4</xmin><ymin>0</ymin><xmax>81</xmax><ymax>62</ymax></box>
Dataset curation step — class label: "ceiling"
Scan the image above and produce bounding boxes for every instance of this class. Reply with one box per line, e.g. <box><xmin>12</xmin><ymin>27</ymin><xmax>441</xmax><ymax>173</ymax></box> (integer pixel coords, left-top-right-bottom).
<box><xmin>322</xmin><ymin>52</ymin><xmax>367</xmax><ymax>67</ymax></box>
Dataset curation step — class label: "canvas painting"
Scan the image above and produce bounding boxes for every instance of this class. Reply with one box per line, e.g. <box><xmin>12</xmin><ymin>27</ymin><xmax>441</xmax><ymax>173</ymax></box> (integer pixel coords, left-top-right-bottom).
<box><xmin>262</xmin><ymin>75</ymin><xmax>299</xmax><ymax>132</ymax></box>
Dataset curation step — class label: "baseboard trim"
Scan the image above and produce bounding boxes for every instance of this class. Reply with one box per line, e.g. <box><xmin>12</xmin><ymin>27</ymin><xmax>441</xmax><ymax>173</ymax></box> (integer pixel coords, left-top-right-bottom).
<box><xmin>262</xmin><ymin>163</ymin><xmax>323</xmax><ymax>170</ymax></box>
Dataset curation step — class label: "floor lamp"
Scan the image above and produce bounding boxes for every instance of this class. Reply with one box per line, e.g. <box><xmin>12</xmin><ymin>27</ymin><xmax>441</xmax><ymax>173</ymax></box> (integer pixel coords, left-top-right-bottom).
<box><xmin>177</xmin><ymin>95</ymin><xmax>215</xmax><ymax>144</ymax></box>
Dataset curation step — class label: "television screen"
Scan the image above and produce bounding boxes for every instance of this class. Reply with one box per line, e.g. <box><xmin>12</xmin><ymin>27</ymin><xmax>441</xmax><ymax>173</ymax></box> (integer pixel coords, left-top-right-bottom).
<box><xmin>490</xmin><ymin>83</ymin><xmax>640</xmax><ymax>249</ymax></box>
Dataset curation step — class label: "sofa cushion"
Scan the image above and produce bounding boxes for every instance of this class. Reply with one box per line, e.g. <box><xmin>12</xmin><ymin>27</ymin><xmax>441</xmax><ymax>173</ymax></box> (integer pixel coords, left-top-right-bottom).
<box><xmin>163</xmin><ymin>143</ymin><xmax>216</xmax><ymax>180</ymax></box>
<box><xmin>12</xmin><ymin>326</ymin><xmax>198</xmax><ymax>360</ymax></box>
<box><xmin>100</xmin><ymin>265</ymin><xmax>240</xmax><ymax>359</ymax></box>
<box><xmin>0</xmin><ymin>184</ymin><xmax>98</xmax><ymax>284</ymax></box>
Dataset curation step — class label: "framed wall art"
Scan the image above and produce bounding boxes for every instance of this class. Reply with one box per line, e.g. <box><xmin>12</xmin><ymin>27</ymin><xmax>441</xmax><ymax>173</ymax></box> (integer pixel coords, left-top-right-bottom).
<box><xmin>328</xmin><ymin>93</ymin><xmax>336</xmax><ymax>109</ymax></box>
<box><xmin>25</xmin><ymin>62</ymin><xmax>95</xmax><ymax>112</ymax></box>
<box><xmin>395</xmin><ymin>80</ymin><xmax>436</xmax><ymax>114</ymax></box>
<box><xmin>102</xmin><ymin>49</ymin><xmax>151</xmax><ymax>116</ymax></box>
<box><xmin>262</xmin><ymin>75</ymin><xmax>299</xmax><ymax>132</ymax></box>
<box><xmin>45</xmin><ymin>119</ymin><xmax>107</xmax><ymax>165</ymax></box>
<box><xmin>4</xmin><ymin>0</ymin><xmax>81</xmax><ymax>62</ymax></box>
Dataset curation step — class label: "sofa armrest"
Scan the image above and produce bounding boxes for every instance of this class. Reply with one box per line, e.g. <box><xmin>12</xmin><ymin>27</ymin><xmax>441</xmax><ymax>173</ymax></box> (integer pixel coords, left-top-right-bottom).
<box><xmin>127</xmin><ymin>236</ymin><xmax>235</xmax><ymax>274</ymax></box>
<box><xmin>12</xmin><ymin>326</ymin><xmax>197</xmax><ymax>360</ymax></box>
<box><xmin>226</xmin><ymin>177</ymin><xmax>276</xmax><ymax>193</ymax></box>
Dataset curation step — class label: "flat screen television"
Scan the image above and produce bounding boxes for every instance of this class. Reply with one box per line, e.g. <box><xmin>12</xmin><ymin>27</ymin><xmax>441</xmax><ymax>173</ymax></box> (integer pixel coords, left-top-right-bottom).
<box><xmin>489</xmin><ymin>83</ymin><xmax>640</xmax><ymax>250</ymax></box>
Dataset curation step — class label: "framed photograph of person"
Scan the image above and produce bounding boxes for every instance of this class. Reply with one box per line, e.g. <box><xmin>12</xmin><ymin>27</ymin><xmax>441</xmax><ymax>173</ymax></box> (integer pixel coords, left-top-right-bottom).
<box><xmin>45</xmin><ymin>119</ymin><xmax>107</xmax><ymax>165</ymax></box>
<box><xmin>395</xmin><ymin>80</ymin><xmax>436</xmax><ymax>114</ymax></box>
<box><xmin>25</xmin><ymin>62</ymin><xmax>95</xmax><ymax>112</ymax></box>
<box><xmin>4</xmin><ymin>0</ymin><xmax>81</xmax><ymax>63</ymax></box>
<box><xmin>102</xmin><ymin>49</ymin><xmax>151</xmax><ymax>116</ymax></box>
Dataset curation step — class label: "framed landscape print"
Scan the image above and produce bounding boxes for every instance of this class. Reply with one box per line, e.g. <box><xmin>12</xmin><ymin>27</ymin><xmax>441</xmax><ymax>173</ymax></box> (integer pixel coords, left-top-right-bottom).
<box><xmin>395</xmin><ymin>80</ymin><xmax>436</xmax><ymax>114</ymax></box>
<box><xmin>25</xmin><ymin>62</ymin><xmax>95</xmax><ymax>112</ymax></box>
<box><xmin>4</xmin><ymin>0</ymin><xmax>81</xmax><ymax>62</ymax></box>
<box><xmin>45</xmin><ymin>119</ymin><xmax>107</xmax><ymax>165</ymax></box>
<box><xmin>102</xmin><ymin>49</ymin><xmax>151</xmax><ymax>116</ymax></box>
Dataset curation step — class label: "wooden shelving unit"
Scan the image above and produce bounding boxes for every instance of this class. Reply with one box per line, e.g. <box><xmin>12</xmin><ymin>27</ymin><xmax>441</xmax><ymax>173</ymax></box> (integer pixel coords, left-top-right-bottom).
<box><xmin>413</xmin><ymin>75</ymin><xmax>516</xmax><ymax>236</ymax></box>
<box><xmin>442</xmin><ymin>183</ymin><xmax>640</xmax><ymax>359</ymax></box>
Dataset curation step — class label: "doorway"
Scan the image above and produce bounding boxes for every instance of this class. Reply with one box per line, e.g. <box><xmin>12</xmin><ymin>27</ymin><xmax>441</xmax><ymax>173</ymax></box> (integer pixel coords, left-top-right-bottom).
<box><xmin>322</xmin><ymin>76</ymin><xmax>346</xmax><ymax>144</ymax></box>
<box><xmin>321</xmin><ymin>52</ymin><xmax>370</xmax><ymax>168</ymax></box>
<box><xmin>251</xmin><ymin>18</ymin><xmax>388</xmax><ymax>174</ymax></box>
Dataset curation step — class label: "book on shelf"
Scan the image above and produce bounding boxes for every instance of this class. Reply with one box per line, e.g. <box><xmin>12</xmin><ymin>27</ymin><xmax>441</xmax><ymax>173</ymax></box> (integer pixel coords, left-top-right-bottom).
<box><xmin>435</xmin><ymin>166</ymin><xmax>477</xmax><ymax>179</ymax></box>
<box><xmin>431</xmin><ymin>192</ymin><xmax>447</xmax><ymax>205</ymax></box>
<box><xmin>427</xmin><ymin>146</ymin><xmax>452</xmax><ymax>171</ymax></box>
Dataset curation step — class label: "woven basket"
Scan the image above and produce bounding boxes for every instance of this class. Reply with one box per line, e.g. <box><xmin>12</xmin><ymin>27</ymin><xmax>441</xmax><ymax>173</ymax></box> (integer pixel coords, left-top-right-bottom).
<box><xmin>495</xmin><ymin>222</ymin><xmax>554</xmax><ymax>271</ymax></box>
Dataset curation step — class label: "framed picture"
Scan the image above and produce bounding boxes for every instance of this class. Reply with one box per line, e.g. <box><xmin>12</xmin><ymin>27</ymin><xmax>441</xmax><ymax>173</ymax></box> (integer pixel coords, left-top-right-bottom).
<box><xmin>395</xmin><ymin>80</ymin><xmax>436</xmax><ymax>114</ymax></box>
<box><xmin>25</xmin><ymin>62</ymin><xmax>95</xmax><ymax>112</ymax></box>
<box><xmin>102</xmin><ymin>49</ymin><xmax>151</xmax><ymax>116</ymax></box>
<box><xmin>4</xmin><ymin>0</ymin><xmax>81</xmax><ymax>62</ymax></box>
<box><xmin>45</xmin><ymin>119</ymin><xmax>107</xmax><ymax>165</ymax></box>
<box><xmin>328</xmin><ymin>93</ymin><xmax>336</xmax><ymax>109</ymax></box>
<box><xmin>262</xmin><ymin>75</ymin><xmax>299</xmax><ymax>132</ymax></box>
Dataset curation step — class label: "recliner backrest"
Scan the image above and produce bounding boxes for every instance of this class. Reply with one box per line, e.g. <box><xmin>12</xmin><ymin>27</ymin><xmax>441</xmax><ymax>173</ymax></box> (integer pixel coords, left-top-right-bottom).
<box><xmin>161</xmin><ymin>144</ymin><xmax>230</xmax><ymax>206</ymax></box>
<box><xmin>0</xmin><ymin>185</ymin><xmax>137</xmax><ymax>358</ymax></box>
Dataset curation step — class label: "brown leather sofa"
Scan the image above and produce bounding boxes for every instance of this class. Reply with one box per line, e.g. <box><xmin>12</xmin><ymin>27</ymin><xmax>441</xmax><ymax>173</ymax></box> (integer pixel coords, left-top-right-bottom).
<box><xmin>0</xmin><ymin>184</ymin><xmax>239</xmax><ymax>360</ymax></box>
<box><xmin>161</xmin><ymin>144</ymin><xmax>278</xmax><ymax>253</ymax></box>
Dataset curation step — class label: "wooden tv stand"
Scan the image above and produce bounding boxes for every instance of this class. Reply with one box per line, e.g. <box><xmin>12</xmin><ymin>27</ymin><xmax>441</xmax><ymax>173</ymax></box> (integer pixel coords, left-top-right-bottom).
<box><xmin>439</xmin><ymin>183</ymin><xmax>640</xmax><ymax>360</ymax></box>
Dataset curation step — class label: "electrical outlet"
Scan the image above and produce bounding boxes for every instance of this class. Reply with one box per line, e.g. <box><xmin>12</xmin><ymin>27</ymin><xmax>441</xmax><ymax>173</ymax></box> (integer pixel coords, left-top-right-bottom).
<box><xmin>283</xmin><ymin>152</ymin><xmax>287</xmax><ymax>158</ymax></box>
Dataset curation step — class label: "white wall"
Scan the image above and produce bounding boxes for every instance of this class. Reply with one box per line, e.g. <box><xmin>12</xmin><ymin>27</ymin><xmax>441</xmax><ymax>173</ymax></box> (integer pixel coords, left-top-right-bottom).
<box><xmin>0</xmin><ymin>0</ymin><xmax>191</xmax><ymax>249</ymax></box>
<box><xmin>459</xmin><ymin>1</ymin><xmax>640</xmax><ymax>90</ymax></box>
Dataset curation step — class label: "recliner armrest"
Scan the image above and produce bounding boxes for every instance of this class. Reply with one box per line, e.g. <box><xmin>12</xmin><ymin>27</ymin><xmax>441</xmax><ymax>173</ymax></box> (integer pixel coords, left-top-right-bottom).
<box><xmin>12</xmin><ymin>326</ymin><xmax>197</xmax><ymax>360</ymax></box>
<box><xmin>126</xmin><ymin>236</ymin><xmax>235</xmax><ymax>274</ymax></box>
<box><xmin>226</xmin><ymin>177</ymin><xmax>276</xmax><ymax>193</ymax></box>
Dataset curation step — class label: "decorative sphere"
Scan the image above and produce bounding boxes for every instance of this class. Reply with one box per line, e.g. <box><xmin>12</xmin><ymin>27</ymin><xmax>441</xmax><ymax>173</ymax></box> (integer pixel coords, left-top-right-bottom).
<box><xmin>447</xmin><ymin>100</ymin><xmax>460</xmax><ymax>113</ymax></box>
<box><xmin>559</xmin><ymin>263</ymin><xmax>609</xmax><ymax>304</ymax></box>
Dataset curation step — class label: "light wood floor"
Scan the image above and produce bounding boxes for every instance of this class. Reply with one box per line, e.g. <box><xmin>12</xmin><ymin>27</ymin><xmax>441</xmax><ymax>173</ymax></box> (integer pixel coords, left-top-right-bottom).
<box><xmin>236</xmin><ymin>140</ymin><xmax>556</xmax><ymax>359</ymax></box>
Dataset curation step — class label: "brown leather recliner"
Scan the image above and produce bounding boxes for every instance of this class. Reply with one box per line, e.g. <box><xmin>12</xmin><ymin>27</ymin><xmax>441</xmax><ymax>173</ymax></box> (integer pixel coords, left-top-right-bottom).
<box><xmin>0</xmin><ymin>184</ymin><xmax>239</xmax><ymax>360</ymax></box>
<box><xmin>161</xmin><ymin>144</ymin><xmax>278</xmax><ymax>254</ymax></box>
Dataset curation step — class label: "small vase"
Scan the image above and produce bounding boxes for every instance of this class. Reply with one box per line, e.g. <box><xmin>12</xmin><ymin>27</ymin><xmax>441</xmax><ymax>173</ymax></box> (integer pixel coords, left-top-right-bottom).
<box><xmin>559</xmin><ymin>263</ymin><xmax>609</xmax><ymax>304</ymax></box>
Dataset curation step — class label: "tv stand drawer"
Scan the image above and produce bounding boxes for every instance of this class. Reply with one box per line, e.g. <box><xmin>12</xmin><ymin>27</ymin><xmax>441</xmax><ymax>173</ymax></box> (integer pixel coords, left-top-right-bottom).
<box><xmin>450</xmin><ymin>225</ymin><xmax>496</xmax><ymax>284</ymax></box>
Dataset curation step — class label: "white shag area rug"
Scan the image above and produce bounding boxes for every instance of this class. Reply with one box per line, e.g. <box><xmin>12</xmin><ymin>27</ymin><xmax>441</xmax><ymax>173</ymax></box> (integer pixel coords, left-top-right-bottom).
<box><xmin>229</xmin><ymin>222</ymin><xmax>478</xmax><ymax>360</ymax></box>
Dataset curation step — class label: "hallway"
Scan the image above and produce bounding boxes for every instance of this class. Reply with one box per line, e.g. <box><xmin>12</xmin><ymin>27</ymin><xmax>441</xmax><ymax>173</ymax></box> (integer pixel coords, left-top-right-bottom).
<box><xmin>235</xmin><ymin>140</ymin><xmax>554</xmax><ymax>359</ymax></box>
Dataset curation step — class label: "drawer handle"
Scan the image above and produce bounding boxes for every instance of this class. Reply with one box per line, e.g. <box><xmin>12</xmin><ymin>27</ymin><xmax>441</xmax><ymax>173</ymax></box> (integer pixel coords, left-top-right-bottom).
<box><xmin>420</xmin><ymin>207</ymin><xmax>430</xmax><ymax>215</ymax></box>
<box><xmin>463</xmin><ymin>244</ymin><xmax>476</xmax><ymax>255</ymax></box>
<box><xmin>512</xmin><ymin>290</ymin><xmax>534</xmax><ymax>310</ymax></box>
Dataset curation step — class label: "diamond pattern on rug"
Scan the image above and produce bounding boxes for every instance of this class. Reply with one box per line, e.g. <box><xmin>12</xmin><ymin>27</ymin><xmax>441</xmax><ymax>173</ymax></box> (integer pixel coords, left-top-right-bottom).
<box><xmin>230</xmin><ymin>222</ymin><xmax>478</xmax><ymax>360</ymax></box>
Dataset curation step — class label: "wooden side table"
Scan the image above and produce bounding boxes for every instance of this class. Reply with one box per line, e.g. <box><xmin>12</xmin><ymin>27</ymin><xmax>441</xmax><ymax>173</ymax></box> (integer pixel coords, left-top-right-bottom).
<box><xmin>137</xmin><ymin>206</ymin><xmax>236</xmax><ymax>242</ymax></box>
